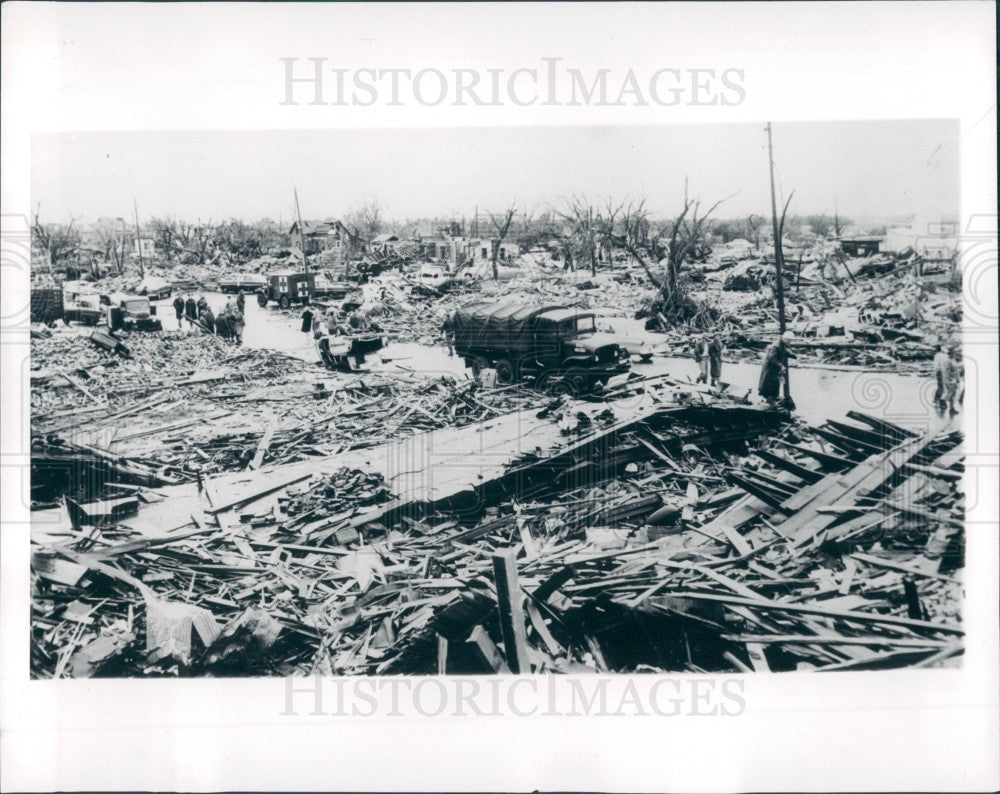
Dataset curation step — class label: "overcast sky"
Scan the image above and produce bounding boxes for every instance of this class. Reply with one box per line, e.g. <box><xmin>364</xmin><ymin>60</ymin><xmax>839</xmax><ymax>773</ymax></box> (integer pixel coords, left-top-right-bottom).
<box><xmin>32</xmin><ymin>120</ymin><xmax>958</xmax><ymax>226</ymax></box>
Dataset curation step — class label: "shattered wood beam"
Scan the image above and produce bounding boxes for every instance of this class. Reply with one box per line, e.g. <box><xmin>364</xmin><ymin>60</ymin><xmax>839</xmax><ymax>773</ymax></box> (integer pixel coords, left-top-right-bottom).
<box><xmin>467</xmin><ymin>625</ymin><xmax>511</xmax><ymax>673</ymax></box>
<box><xmin>666</xmin><ymin>591</ymin><xmax>964</xmax><ymax>635</ymax></box>
<box><xmin>492</xmin><ymin>548</ymin><xmax>531</xmax><ymax>674</ymax></box>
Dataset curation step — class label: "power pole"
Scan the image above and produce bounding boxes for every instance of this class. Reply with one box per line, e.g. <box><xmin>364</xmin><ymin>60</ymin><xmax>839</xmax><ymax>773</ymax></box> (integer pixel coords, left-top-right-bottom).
<box><xmin>293</xmin><ymin>187</ymin><xmax>308</xmax><ymax>274</ymax></box>
<box><xmin>133</xmin><ymin>198</ymin><xmax>144</xmax><ymax>278</ymax></box>
<box><xmin>766</xmin><ymin>122</ymin><xmax>793</xmax><ymax>406</ymax></box>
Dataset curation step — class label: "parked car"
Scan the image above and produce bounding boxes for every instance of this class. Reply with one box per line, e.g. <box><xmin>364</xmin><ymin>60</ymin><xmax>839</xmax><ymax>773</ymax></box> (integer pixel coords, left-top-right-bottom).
<box><xmin>312</xmin><ymin>271</ymin><xmax>364</xmax><ymax>310</ymax></box>
<box><xmin>135</xmin><ymin>276</ymin><xmax>172</xmax><ymax>300</ymax></box>
<box><xmin>61</xmin><ymin>281</ymin><xmax>103</xmax><ymax>325</ymax></box>
<box><xmin>592</xmin><ymin>313</ymin><xmax>658</xmax><ymax>361</ymax></box>
<box><xmin>451</xmin><ymin>302</ymin><xmax>630</xmax><ymax>393</ymax></box>
<box><xmin>415</xmin><ymin>264</ymin><xmax>454</xmax><ymax>293</ymax></box>
<box><xmin>256</xmin><ymin>271</ymin><xmax>314</xmax><ymax>308</ymax></box>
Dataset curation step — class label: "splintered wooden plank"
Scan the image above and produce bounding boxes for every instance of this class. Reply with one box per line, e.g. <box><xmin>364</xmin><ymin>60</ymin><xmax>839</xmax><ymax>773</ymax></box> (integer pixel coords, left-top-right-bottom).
<box><xmin>436</xmin><ymin>633</ymin><xmax>448</xmax><ymax>675</ymax></box>
<box><xmin>467</xmin><ymin>625</ymin><xmax>510</xmax><ymax>673</ymax></box>
<box><xmin>492</xmin><ymin>548</ymin><xmax>531</xmax><ymax>674</ymax></box>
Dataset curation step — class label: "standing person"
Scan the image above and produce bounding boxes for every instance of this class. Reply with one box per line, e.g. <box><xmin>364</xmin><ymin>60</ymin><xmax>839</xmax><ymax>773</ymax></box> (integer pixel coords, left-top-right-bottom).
<box><xmin>230</xmin><ymin>308</ymin><xmax>244</xmax><ymax>346</ymax></box>
<box><xmin>185</xmin><ymin>294</ymin><xmax>197</xmax><ymax>322</ymax></box>
<box><xmin>693</xmin><ymin>335</ymin><xmax>710</xmax><ymax>384</ymax></box>
<box><xmin>708</xmin><ymin>333</ymin><xmax>724</xmax><ymax>388</ymax></box>
<box><xmin>758</xmin><ymin>332</ymin><xmax>793</xmax><ymax>406</ymax></box>
<box><xmin>325</xmin><ymin>306</ymin><xmax>340</xmax><ymax>335</ymax></box>
<box><xmin>201</xmin><ymin>305</ymin><xmax>216</xmax><ymax>335</ymax></box>
<box><xmin>932</xmin><ymin>344</ymin><xmax>950</xmax><ymax>413</ymax></box>
<box><xmin>950</xmin><ymin>347</ymin><xmax>964</xmax><ymax>410</ymax></box>
<box><xmin>197</xmin><ymin>295</ymin><xmax>209</xmax><ymax>319</ymax></box>
<box><xmin>941</xmin><ymin>347</ymin><xmax>962</xmax><ymax>416</ymax></box>
<box><xmin>236</xmin><ymin>290</ymin><xmax>246</xmax><ymax>314</ymax></box>
<box><xmin>441</xmin><ymin>310</ymin><xmax>455</xmax><ymax>357</ymax></box>
<box><xmin>172</xmin><ymin>294</ymin><xmax>185</xmax><ymax>329</ymax></box>
<box><xmin>301</xmin><ymin>307</ymin><xmax>313</xmax><ymax>333</ymax></box>
<box><xmin>215</xmin><ymin>309</ymin><xmax>231</xmax><ymax>341</ymax></box>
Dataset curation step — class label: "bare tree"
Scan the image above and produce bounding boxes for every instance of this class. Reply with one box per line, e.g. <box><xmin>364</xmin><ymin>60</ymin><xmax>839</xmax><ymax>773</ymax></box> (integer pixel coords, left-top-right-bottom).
<box><xmin>343</xmin><ymin>200</ymin><xmax>385</xmax><ymax>247</ymax></box>
<box><xmin>746</xmin><ymin>214</ymin><xmax>766</xmax><ymax>249</ymax></box>
<box><xmin>32</xmin><ymin>205</ymin><xmax>81</xmax><ymax>269</ymax></box>
<box><xmin>488</xmin><ymin>204</ymin><xmax>517</xmax><ymax>280</ymax></box>
<box><xmin>150</xmin><ymin>217</ymin><xmax>180</xmax><ymax>262</ymax></box>
<box><xmin>557</xmin><ymin>197</ymin><xmax>603</xmax><ymax>276</ymax></box>
<box><xmin>92</xmin><ymin>218</ymin><xmax>130</xmax><ymax>274</ymax></box>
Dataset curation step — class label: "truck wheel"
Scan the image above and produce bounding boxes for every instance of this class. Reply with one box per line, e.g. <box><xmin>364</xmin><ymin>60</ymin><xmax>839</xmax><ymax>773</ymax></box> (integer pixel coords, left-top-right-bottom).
<box><xmin>495</xmin><ymin>359</ymin><xmax>518</xmax><ymax>385</ymax></box>
<box><xmin>279</xmin><ymin>295</ymin><xmax>291</xmax><ymax>309</ymax></box>
<box><xmin>566</xmin><ymin>370</ymin><xmax>589</xmax><ymax>395</ymax></box>
<box><xmin>256</xmin><ymin>292</ymin><xmax>268</xmax><ymax>307</ymax></box>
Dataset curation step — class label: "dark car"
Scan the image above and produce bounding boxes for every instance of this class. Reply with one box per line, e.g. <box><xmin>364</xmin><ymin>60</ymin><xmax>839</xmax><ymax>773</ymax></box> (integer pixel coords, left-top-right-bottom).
<box><xmin>451</xmin><ymin>302</ymin><xmax>630</xmax><ymax>393</ymax></box>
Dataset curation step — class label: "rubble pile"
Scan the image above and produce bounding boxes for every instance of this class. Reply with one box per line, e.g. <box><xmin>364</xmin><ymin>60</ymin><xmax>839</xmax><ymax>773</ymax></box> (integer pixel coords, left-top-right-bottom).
<box><xmin>30</xmin><ymin>399</ymin><xmax>964</xmax><ymax>677</ymax></box>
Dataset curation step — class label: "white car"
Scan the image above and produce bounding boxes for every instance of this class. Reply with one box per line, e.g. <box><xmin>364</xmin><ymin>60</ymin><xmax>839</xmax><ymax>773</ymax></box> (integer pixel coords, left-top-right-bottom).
<box><xmin>593</xmin><ymin>314</ymin><xmax>662</xmax><ymax>361</ymax></box>
<box><xmin>417</xmin><ymin>265</ymin><xmax>454</xmax><ymax>291</ymax></box>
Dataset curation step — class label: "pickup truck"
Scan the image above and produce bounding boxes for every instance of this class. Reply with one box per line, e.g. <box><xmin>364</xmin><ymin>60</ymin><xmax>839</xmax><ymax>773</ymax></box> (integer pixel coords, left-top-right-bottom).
<box><xmin>451</xmin><ymin>302</ymin><xmax>630</xmax><ymax>393</ymax></box>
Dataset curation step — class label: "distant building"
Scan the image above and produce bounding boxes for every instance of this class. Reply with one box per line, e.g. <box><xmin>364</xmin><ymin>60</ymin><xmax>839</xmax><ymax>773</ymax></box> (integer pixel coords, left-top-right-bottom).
<box><xmin>289</xmin><ymin>219</ymin><xmax>352</xmax><ymax>261</ymax></box>
<box><xmin>882</xmin><ymin>215</ymin><xmax>959</xmax><ymax>259</ymax></box>
<box><xmin>839</xmin><ymin>236</ymin><xmax>882</xmax><ymax>257</ymax></box>
<box><xmin>134</xmin><ymin>237</ymin><xmax>155</xmax><ymax>258</ymax></box>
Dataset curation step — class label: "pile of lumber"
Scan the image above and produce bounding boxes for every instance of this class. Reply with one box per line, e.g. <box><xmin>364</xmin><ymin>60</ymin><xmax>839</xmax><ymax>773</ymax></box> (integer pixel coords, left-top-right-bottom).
<box><xmin>30</xmin><ymin>404</ymin><xmax>964</xmax><ymax>678</ymax></box>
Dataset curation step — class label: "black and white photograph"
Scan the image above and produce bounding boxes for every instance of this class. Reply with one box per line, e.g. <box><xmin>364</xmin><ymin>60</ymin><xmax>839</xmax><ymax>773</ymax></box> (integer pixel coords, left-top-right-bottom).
<box><xmin>26</xmin><ymin>122</ymin><xmax>968</xmax><ymax>678</ymax></box>
<box><xmin>2</xmin><ymin>2</ymin><xmax>996</xmax><ymax>791</ymax></box>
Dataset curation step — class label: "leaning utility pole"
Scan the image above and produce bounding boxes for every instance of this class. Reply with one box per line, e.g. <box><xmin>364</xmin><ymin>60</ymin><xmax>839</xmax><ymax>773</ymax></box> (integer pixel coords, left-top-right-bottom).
<box><xmin>766</xmin><ymin>123</ymin><xmax>793</xmax><ymax>406</ymax></box>
<box><xmin>133</xmin><ymin>198</ymin><xmax>144</xmax><ymax>278</ymax></box>
<box><xmin>293</xmin><ymin>187</ymin><xmax>309</xmax><ymax>274</ymax></box>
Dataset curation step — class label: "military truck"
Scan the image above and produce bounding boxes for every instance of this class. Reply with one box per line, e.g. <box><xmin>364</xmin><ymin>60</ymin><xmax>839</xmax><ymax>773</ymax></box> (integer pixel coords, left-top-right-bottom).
<box><xmin>451</xmin><ymin>302</ymin><xmax>630</xmax><ymax>393</ymax></box>
<box><xmin>105</xmin><ymin>293</ymin><xmax>162</xmax><ymax>332</ymax></box>
<box><xmin>256</xmin><ymin>270</ymin><xmax>314</xmax><ymax>308</ymax></box>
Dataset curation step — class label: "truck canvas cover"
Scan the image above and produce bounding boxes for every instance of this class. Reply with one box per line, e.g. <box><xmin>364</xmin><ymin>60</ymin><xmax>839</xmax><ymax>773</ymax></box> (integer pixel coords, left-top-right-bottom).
<box><xmin>453</xmin><ymin>302</ymin><xmax>564</xmax><ymax>352</ymax></box>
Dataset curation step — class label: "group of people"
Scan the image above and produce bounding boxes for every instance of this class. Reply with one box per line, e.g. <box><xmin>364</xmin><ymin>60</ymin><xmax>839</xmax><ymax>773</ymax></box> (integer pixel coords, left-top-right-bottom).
<box><xmin>172</xmin><ymin>291</ymin><xmax>246</xmax><ymax>344</ymax></box>
<box><xmin>692</xmin><ymin>333</ymin><xmax>724</xmax><ymax>387</ymax></box>
<box><xmin>693</xmin><ymin>327</ymin><xmax>794</xmax><ymax>407</ymax></box>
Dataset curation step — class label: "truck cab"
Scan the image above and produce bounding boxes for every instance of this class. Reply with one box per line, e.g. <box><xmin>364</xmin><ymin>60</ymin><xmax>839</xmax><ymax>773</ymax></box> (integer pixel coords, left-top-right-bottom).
<box><xmin>105</xmin><ymin>293</ymin><xmax>162</xmax><ymax>332</ymax></box>
<box><xmin>452</xmin><ymin>302</ymin><xmax>630</xmax><ymax>393</ymax></box>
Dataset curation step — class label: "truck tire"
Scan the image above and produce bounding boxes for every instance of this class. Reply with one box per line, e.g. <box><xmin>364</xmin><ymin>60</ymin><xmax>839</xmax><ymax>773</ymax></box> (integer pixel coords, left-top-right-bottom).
<box><xmin>565</xmin><ymin>369</ymin><xmax>589</xmax><ymax>395</ymax></box>
<box><xmin>279</xmin><ymin>295</ymin><xmax>291</xmax><ymax>309</ymax></box>
<box><xmin>256</xmin><ymin>292</ymin><xmax>268</xmax><ymax>307</ymax></box>
<box><xmin>539</xmin><ymin>374</ymin><xmax>573</xmax><ymax>397</ymax></box>
<box><xmin>495</xmin><ymin>358</ymin><xmax>518</xmax><ymax>385</ymax></box>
